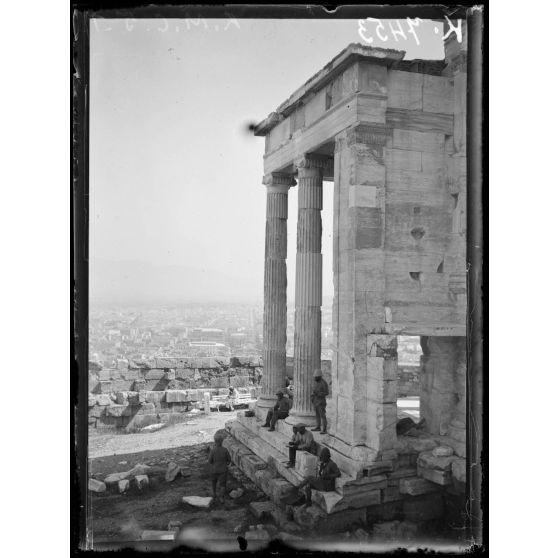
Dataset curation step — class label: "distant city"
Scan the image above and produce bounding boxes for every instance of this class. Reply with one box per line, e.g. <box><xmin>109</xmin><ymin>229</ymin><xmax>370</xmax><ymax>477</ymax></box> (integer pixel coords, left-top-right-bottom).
<box><xmin>89</xmin><ymin>302</ymin><xmax>336</xmax><ymax>368</ymax></box>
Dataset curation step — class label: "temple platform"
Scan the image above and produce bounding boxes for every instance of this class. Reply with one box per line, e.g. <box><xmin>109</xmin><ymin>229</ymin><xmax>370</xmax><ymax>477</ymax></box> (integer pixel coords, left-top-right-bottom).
<box><xmin>223</xmin><ymin>413</ymin><xmax>466</xmax><ymax>531</ymax></box>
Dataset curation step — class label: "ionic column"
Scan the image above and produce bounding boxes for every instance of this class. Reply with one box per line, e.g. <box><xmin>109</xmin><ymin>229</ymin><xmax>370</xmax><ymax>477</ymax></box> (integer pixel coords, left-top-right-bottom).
<box><xmin>287</xmin><ymin>155</ymin><xmax>330</xmax><ymax>425</ymax></box>
<box><xmin>257</xmin><ymin>173</ymin><xmax>296</xmax><ymax>416</ymax></box>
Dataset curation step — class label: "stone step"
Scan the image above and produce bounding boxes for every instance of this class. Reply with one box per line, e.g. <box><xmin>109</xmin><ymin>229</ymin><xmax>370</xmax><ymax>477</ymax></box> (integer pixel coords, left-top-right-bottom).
<box><xmin>239</xmin><ymin>416</ymin><xmax>292</xmax><ymax>458</ymax></box>
<box><xmin>254</xmin><ymin>415</ymin><xmax>367</xmax><ymax>479</ymax></box>
<box><xmin>275</xmin><ymin>420</ymin><xmax>396</xmax><ymax>485</ymax></box>
<box><xmin>222</xmin><ymin>435</ymin><xmax>297</xmax><ymax>506</ymax></box>
<box><xmin>225</xmin><ymin>423</ymin><xmax>387</xmax><ymax>516</ymax></box>
<box><xmin>226</xmin><ymin>419</ymin><xmax>306</xmax><ymax>485</ymax></box>
<box><xmin>248</xmin><ymin>414</ymin><xmax>406</xmax><ymax>495</ymax></box>
<box><xmin>225</xmin><ymin>419</ymin><xmax>440</xmax><ymax>525</ymax></box>
<box><xmin>417</xmin><ymin>466</ymin><xmax>452</xmax><ymax>486</ymax></box>
<box><xmin>273</xmin><ymin>419</ymin><xmax>395</xmax><ymax>478</ymax></box>
<box><xmin>227</xmin><ymin>418</ymin><xmax>400</xmax><ymax>516</ymax></box>
<box><xmin>227</xmin><ymin>419</ymin><xmax>332</xmax><ymax>495</ymax></box>
<box><xmin>236</xmin><ymin>415</ymin><xmax>357</xmax><ymax>491</ymax></box>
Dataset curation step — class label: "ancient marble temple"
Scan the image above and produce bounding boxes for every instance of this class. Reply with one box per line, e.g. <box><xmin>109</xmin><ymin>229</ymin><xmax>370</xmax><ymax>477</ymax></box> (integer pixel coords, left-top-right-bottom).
<box><xmin>224</xmin><ymin>27</ymin><xmax>468</xmax><ymax>530</ymax></box>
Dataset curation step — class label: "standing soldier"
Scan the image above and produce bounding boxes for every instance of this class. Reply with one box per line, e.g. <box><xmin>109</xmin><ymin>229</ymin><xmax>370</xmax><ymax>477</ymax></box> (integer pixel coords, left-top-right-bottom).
<box><xmin>311</xmin><ymin>369</ymin><xmax>329</xmax><ymax>434</ymax></box>
<box><xmin>208</xmin><ymin>432</ymin><xmax>231</xmax><ymax>504</ymax></box>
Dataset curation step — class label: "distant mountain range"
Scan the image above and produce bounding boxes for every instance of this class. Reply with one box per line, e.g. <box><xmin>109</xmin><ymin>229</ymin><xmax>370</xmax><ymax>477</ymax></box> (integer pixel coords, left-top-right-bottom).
<box><xmin>89</xmin><ymin>259</ymin><xmax>262</xmax><ymax>305</ymax></box>
<box><xmin>89</xmin><ymin>259</ymin><xmax>335</xmax><ymax>307</ymax></box>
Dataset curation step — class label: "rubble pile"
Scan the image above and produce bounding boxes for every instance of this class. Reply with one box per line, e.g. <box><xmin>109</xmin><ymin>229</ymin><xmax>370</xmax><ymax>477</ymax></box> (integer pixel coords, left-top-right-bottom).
<box><xmin>89</xmin><ymin>461</ymin><xmax>191</xmax><ymax>496</ymax></box>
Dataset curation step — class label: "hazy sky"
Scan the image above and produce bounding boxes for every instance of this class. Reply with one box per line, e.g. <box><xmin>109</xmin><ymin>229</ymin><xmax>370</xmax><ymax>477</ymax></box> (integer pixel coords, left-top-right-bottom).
<box><xmin>90</xmin><ymin>18</ymin><xmax>444</xmax><ymax>302</ymax></box>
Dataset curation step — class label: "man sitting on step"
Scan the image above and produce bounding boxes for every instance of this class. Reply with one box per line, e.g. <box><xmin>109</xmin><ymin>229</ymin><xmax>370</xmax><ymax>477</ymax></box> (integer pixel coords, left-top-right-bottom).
<box><xmin>297</xmin><ymin>447</ymin><xmax>341</xmax><ymax>507</ymax></box>
<box><xmin>286</xmin><ymin>423</ymin><xmax>316</xmax><ymax>468</ymax></box>
<box><xmin>224</xmin><ymin>386</ymin><xmax>239</xmax><ymax>412</ymax></box>
<box><xmin>263</xmin><ymin>390</ymin><xmax>290</xmax><ymax>431</ymax></box>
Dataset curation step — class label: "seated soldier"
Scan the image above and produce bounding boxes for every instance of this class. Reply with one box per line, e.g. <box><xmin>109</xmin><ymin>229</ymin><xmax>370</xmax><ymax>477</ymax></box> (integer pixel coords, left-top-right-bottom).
<box><xmin>225</xmin><ymin>386</ymin><xmax>239</xmax><ymax>411</ymax></box>
<box><xmin>297</xmin><ymin>447</ymin><xmax>341</xmax><ymax>507</ymax></box>
<box><xmin>263</xmin><ymin>391</ymin><xmax>290</xmax><ymax>431</ymax></box>
<box><xmin>286</xmin><ymin>423</ymin><xmax>315</xmax><ymax>468</ymax></box>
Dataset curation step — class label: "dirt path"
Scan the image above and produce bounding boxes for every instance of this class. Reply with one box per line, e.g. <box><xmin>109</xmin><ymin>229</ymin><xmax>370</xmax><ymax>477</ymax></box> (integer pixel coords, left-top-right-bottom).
<box><xmin>88</xmin><ymin>410</ymin><xmax>233</xmax><ymax>459</ymax></box>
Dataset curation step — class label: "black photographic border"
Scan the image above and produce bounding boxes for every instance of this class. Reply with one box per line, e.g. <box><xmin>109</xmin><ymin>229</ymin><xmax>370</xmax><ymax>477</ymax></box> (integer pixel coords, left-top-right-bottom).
<box><xmin>72</xmin><ymin>3</ymin><xmax>486</xmax><ymax>554</ymax></box>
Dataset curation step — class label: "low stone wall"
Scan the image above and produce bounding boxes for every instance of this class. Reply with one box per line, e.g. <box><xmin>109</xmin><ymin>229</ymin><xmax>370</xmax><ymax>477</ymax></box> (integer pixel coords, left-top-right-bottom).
<box><xmin>397</xmin><ymin>364</ymin><xmax>421</xmax><ymax>397</ymax></box>
<box><xmin>88</xmin><ymin>386</ymin><xmax>261</xmax><ymax>431</ymax></box>
<box><xmin>89</xmin><ymin>356</ymin><xmax>263</xmax><ymax>395</ymax></box>
<box><xmin>88</xmin><ymin>356</ymin><xmax>263</xmax><ymax>431</ymax></box>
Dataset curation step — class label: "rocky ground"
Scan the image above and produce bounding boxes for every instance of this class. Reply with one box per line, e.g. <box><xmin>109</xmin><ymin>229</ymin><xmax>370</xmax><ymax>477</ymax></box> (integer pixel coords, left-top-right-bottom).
<box><xmin>87</xmin><ymin>409</ymin><xmax>468</xmax><ymax>552</ymax></box>
<box><xmin>88</xmin><ymin>442</ymin><xmax>273</xmax><ymax>546</ymax></box>
<box><xmin>88</xmin><ymin>410</ymin><xmax>268</xmax><ymax>544</ymax></box>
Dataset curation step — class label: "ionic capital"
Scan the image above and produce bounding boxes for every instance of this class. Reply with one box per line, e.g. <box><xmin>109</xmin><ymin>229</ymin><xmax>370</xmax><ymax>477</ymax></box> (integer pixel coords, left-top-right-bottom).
<box><xmin>295</xmin><ymin>154</ymin><xmax>333</xmax><ymax>177</ymax></box>
<box><xmin>263</xmin><ymin>173</ymin><xmax>296</xmax><ymax>194</ymax></box>
<box><xmin>295</xmin><ymin>154</ymin><xmax>332</xmax><ymax>169</ymax></box>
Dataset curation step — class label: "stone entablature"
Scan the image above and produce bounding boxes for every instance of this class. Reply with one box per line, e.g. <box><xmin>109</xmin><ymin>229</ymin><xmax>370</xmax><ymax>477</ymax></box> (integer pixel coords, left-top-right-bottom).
<box><xmin>255</xmin><ymin>45</ymin><xmax>466</xmax><ymax>336</ymax></box>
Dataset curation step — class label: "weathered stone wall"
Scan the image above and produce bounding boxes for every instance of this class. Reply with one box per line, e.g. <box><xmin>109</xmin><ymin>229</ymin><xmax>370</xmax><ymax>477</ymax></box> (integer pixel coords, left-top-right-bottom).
<box><xmin>88</xmin><ymin>356</ymin><xmax>263</xmax><ymax>394</ymax></box>
<box><xmin>326</xmin><ymin>52</ymin><xmax>466</xmax><ymax>455</ymax></box>
<box><xmin>383</xmin><ymin>67</ymin><xmax>466</xmax><ymax>333</ymax></box>
<box><xmin>88</xmin><ymin>356</ymin><xmax>263</xmax><ymax>431</ymax></box>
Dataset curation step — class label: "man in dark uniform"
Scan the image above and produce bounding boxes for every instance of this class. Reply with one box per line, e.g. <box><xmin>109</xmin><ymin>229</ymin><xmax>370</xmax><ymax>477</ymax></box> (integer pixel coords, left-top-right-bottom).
<box><xmin>208</xmin><ymin>432</ymin><xmax>231</xmax><ymax>503</ymax></box>
<box><xmin>297</xmin><ymin>447</ymin><xmax>341</xmax><ymax>506</ymax></box>
<box><xmin>311</xmin><ymin>369</ymin><xmax>329</xmax><ymax>434</ymax></box>
<box><xmin>263</xmin><ymin>390</ymin><xmax>290</xmax><ymax>431</ymax></box>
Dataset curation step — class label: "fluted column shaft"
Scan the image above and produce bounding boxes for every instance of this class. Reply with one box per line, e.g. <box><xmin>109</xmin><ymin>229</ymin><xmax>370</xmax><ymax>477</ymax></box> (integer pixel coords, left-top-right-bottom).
<box><xmin>290</xmin><ymin>162</ymin><xmax>324</xmax><ymax>422</ymax></box>
<box><xmin>258</xmin><ymin>174</ymin><xmax>295</xmax><ymax>411</ymax></box>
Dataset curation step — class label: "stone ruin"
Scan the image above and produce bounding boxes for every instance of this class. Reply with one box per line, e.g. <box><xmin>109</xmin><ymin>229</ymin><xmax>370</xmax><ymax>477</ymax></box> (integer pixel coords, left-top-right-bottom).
<box><xmin>224</xmin><ymin>27</ymin><xmax>469</xmax><ymax>534</ymax></box>
<box><xmin>88</xmin><ymin>354</ymin><xmax>419</xmax><ymax>432</ymax></box>
<box><xmin>88</xmin><ymin>356</ymin><xmax>263</xmax><ymax>431</ymax></box>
